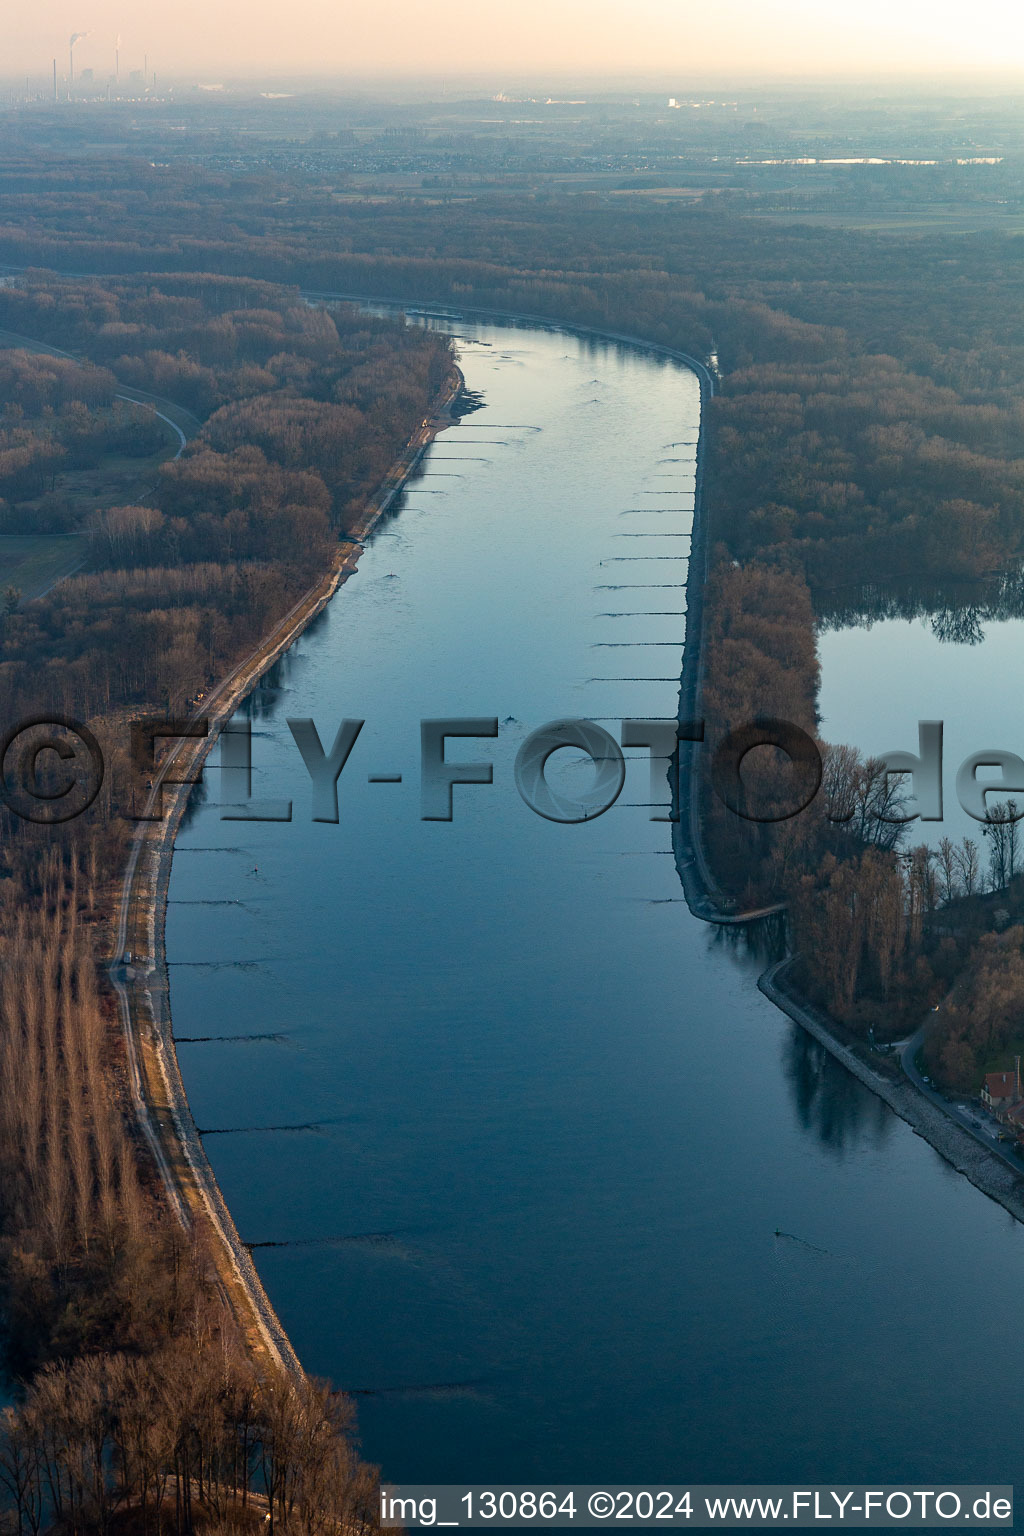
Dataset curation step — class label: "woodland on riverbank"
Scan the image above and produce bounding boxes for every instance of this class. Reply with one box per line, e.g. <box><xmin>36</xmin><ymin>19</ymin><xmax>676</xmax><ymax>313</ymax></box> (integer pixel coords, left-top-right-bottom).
<box><xmin>0</xmin><ymin>270</ymin><xmax>452</xmax><ymax>1533</ymax></box>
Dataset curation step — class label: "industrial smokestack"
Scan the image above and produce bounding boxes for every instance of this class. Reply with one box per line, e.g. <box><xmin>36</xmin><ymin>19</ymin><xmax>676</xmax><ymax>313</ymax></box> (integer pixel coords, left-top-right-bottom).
<box><xmin>69</xmin><ymin>32</ymin><xmax>90</xmax><ymax>98</ymax></box>
<box><xmin>115</xmin><ymin>34</ymin><xmax>121</xmax><ymax>84</ymax></box>
<box><xmin>52</xmin><ymin>59</ymin><xmax>57</xmax><ymax>102</ymax></box>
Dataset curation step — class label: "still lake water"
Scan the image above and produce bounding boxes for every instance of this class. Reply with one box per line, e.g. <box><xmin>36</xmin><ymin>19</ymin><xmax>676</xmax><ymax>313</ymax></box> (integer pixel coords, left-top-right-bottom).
<box><xmin>168</xmin><ymin>320</ymin><xmax>1024</xmax><ymax>1490</ymax></box>
<box><xmin>819</xmin><ymin>605</ymin><xmax>1024</xmax><ymax>848</ymax></box>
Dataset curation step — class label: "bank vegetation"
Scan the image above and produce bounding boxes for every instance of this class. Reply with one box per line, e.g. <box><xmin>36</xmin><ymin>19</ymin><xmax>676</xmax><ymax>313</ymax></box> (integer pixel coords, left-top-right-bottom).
<box><xmin>0</xmin><ymin>272</ymin><xmax>453</xmax><ymax>1532</ymax></box>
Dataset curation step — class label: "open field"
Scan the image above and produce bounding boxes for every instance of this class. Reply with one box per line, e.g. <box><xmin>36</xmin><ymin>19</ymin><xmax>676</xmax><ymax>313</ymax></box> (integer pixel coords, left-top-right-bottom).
<box><xmin>0</xmin><ymin>532</ymin><xmax>87</xmax><ymax>601</ymax></box>
<box><xmin>48</xmin><ymin>438</ymin><xmax>178</xmax><ymax>517</ymax></box>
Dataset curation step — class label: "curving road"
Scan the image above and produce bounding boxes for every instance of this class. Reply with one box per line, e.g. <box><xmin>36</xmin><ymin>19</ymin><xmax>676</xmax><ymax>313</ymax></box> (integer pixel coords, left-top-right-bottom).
<box><xmin>0</xmin><ymin>326</ymin><xmax>199</xmax><ymax>455</ymax></box>
<box><xmin>0</xmin><ymin>325</ymin><xmax>200</xmax><ymax>601</ymax></box>
<box><xmin>900</xmin><ymin>1011</ymin><xmax>1024</xmax><ymax>1176</ymax></box>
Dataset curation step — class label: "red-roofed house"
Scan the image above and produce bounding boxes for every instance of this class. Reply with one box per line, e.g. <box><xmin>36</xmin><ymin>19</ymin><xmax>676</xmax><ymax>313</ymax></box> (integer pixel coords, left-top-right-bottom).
<box><xmin>982</xmin><ymin>1070</ymin><xmax>1020</xmax><ymax>1120</ymax></box>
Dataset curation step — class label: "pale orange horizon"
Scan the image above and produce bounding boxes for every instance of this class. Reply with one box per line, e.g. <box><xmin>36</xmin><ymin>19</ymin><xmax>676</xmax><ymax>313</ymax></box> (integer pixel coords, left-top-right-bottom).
<box><xmin>8</xmin><ymin>0</ymin><xmax>1024</xmax><ymax>83</ymax></box>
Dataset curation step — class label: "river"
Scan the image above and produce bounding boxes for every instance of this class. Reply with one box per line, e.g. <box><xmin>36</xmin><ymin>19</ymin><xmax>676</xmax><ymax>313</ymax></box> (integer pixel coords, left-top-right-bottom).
<box><xmin>167</xmin><ymin>316</ymin><xmax>1024</xmax><ymax>1490</ymax></box>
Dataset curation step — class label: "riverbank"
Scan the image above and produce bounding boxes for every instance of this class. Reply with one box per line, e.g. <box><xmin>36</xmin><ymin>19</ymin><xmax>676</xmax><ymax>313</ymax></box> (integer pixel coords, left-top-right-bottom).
<box><xmin>106</xmin><ymin>283</ymin><xmax>1024</xmax><ymax>1413</ymax></box>
<box><xmin>150</xmin><ymin>307</ymin><xmax>1024</xmax><ymax>1484</ymax></box>
<box><xmin>110</xmin><ymin>363</ymin><xmax>464</xmax><ymax>1379</ymax></box>
<box><xmin>671</xmin><ymin>348</ymin><xmax>1024</xmax><ymax>1224</ymax></box>
<box><xmin>761</xmin><ymin>960</ymin><xmax>1024</xmax><ymax>1224</ymax></box>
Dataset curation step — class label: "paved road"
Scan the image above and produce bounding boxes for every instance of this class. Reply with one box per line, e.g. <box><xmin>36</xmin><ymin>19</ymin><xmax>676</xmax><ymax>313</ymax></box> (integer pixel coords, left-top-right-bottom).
<box><xmin>0</xmin><ymin>302</ymin><xmax>306</xmax><ymax>1366</ymax></box>
<box><xmin>0</xmin><ymin>326</ymin><xmax>200</xmax><ymax>601</ymax></box>
<box><xmin>0</xmin><ymin>326</ymin><xmax>200</xmax><ymax>451</ymax></box>
<box><xmin>107</xmin><ymin>376</ymin><xmax>460</xmax><ymax>1382</ymax></box>
<box><xmin>900</xmin><ymin>1013</ymin><xmax>1024</xmax><ymax>1176</ymax></box>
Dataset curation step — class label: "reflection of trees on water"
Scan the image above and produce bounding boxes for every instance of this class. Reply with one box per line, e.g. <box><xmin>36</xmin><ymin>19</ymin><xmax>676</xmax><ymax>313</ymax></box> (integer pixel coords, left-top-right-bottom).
<box><xmin>176</xmin><ymin>771</ymin><xmax>210</xmax><ymax>834</ymax></box>
<box><xmin>454</xmin><ymin>386</ymin><xmax>487</xmax><ymax>415</ymax></box>
<box><xmin>708</xmin><ymin>912</ymin><xmax>787</xmax><ymax>972</ymax></box>
<box><xmin>929</xmin><ymin>607</ymin><xmax>986</xmax><ymax>645</ymax></box>
<box><xmin>692</xmin><ymin>891</ymin><xmax>904</xmax><ymax>1158</ymax></box>
<box><xmin>782</xmin><ymin>1026</ymin><xmax>894</xmax><ymax>1157</ymax></box>
<box><xmin>246</xmin><ymin>640</ymin><xmax>319</xmax><ymax>724</ymax></box>
<box><xmin>707</xmin><ymin>920</ymin><xmax>898</xmax><ymax>1157</ymax></box>
<box><xmin>815</xmin><ymin>565</ymin><xmax>1024</xmax><ymax>645</ymax></box>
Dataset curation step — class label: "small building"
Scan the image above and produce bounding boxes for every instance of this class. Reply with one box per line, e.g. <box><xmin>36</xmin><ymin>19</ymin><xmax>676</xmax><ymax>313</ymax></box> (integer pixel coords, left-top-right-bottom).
<box><xmin>1006</xmin><ymin>1100</ymin><xmax>1024</xmax><ymax>1142</ymax></box>
<box><xmin>982</xmin><ymin>1070</ymin><xmax>1020</xmax><ymax>1119</ymax></box>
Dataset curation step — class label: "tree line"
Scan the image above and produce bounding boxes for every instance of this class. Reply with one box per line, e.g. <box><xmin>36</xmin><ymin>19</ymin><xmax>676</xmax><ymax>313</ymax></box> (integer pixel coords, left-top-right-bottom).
<box><xmin>0</xmin><ymin>271</ymin><xmax>453</xmax><ymax>1532</ymax></box>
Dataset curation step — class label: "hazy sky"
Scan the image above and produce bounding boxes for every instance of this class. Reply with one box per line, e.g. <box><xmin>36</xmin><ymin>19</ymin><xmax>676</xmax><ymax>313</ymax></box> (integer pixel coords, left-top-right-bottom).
<box><xmin>10</xmin><ymin>0</ymin><xmax>1024</xmax><ymax>81</ymax></box>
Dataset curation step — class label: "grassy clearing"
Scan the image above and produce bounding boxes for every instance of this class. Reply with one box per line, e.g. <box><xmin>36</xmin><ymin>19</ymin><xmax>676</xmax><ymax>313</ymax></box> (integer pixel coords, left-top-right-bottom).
<box><xmin>0</xmin><ymin>533</ymin><xmax>87</xmax><ymax>601</ymax></box>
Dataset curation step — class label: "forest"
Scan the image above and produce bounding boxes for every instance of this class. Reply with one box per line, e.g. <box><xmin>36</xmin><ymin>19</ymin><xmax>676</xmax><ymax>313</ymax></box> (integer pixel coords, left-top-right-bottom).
<box><xmin>0</xmin><ymin>275</ymin><xmax>451</xmax><ymax>727</ymax></box>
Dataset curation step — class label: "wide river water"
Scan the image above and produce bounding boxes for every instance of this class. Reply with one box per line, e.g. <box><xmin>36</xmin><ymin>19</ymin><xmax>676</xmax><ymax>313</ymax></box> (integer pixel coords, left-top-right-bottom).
<box><xmin>167</xmin><ymin>318</ymin><xmax>1024</xmax><ymax>1490</ymax></box>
